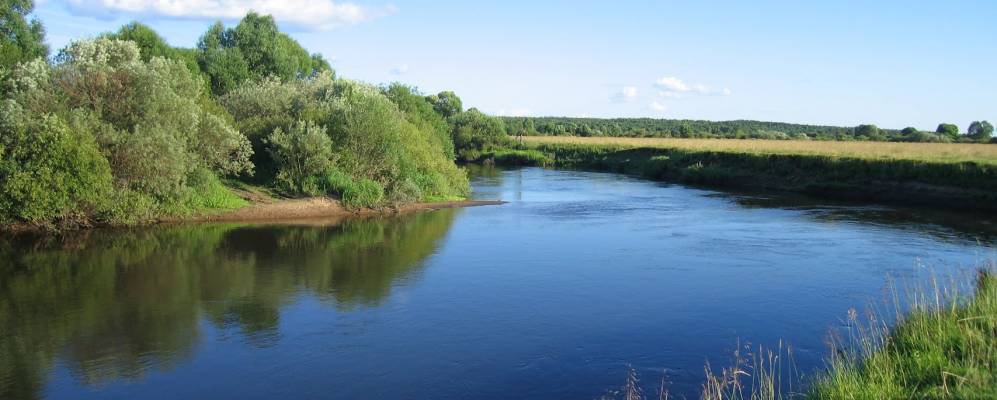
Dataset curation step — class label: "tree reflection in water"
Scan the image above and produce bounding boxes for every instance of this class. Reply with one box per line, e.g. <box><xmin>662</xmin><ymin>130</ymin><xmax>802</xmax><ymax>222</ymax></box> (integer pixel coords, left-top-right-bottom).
<box><xmin>0</xmin><ymin>209</ymin><xmax>458</xmax><ymax>399</ymax></box>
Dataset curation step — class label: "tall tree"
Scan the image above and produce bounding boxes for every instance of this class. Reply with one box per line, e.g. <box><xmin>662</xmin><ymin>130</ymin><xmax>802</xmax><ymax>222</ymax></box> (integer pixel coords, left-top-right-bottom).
<box><xmin>427</xmin><ymin>91</ymin><xmax>463</xmax><ymax>119</ymax></box>
<box><xmin>936</xmin><ymin>123</ymin><xmax>959</xmax><ymax>139</ymax></box>
<box><xmin>967</xmin><ymin>121</ymin><xmax>994</xmax><ymax>141</ymax></box>
<box><xmin>0</xmin><ymin>0</ymin><xmax>47</xmax><ymax>68</ymax></box>
<box><xmin>195</xmin><ymin>14</ymin><xmax>329</xmax><ymax>95</ymax></box>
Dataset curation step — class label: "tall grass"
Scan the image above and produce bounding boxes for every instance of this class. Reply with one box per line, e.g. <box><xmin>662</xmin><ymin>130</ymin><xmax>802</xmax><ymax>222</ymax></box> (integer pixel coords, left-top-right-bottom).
<box><xmin>607</xmin><ymin>267</ymin><xmax>996</xmax><ymax>399</ymax></box>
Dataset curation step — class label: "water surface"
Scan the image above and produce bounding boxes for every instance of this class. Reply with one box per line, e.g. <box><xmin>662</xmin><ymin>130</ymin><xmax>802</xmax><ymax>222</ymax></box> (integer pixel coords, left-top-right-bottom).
<box><xmin>2</xmin><ymin>167</ymin><xmax>995</xmax><ymax>399</ymax></box>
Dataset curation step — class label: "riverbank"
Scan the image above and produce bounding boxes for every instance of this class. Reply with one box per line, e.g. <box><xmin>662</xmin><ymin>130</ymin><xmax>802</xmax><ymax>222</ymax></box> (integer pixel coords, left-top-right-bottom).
<box><xmin>484</xmin><ymin>137</ymin><xmax>997</xmax><ymax>213</ymax></box>
<box><xmin>807</xmin><ymin>269</ymin><xmax>996</xmax><ymax>398</ymax></box>
<box><xmin>181</xmin><ymin>196</ymin><xmax>504</xmax><ymax>223</ymax></box>
<box><xmin>2</xmin><ymin>184</ymin><xmax>504</xmax><ymax>232</ymax></box>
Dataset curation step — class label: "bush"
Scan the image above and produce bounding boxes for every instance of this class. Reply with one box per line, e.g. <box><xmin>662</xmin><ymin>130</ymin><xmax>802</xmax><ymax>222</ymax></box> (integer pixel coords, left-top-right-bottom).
<box><xmin>449</xmin><ymin>108</ymin><xmax>509</xmax><ymax>161</ymax></box>
<box><xmin>267</xmin><ymin>120</ymin><xmax>333</xmax><ymax>195</ymax></box>
<box><xmin>224</xmin><ymin>76</ymin><xmax>468</xmax><ymax>206</ymax></box>
<box><xmin>0</xmin><ymin>107</ymin><xmax>113</xmax><ymax>223</ymax></box>
<box><xmin>1</xmin><ymin>37</ymin><xmax>254</xmax><ymax>224</ymax></box>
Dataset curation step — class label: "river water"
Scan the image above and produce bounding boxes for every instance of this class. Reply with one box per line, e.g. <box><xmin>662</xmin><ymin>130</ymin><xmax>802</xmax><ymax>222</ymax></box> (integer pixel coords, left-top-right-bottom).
<box><xmin>2</xmin><ymin>167</ymin><xmax>995</xmax><ymax>399</ymax></box>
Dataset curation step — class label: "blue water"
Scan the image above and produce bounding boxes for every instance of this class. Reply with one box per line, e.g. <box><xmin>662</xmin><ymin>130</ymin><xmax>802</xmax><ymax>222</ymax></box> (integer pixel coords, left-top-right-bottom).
<box><xmin>2</xmin><ymin>167</ymin><xmax>994</xmax><ymax>399</ymax></box>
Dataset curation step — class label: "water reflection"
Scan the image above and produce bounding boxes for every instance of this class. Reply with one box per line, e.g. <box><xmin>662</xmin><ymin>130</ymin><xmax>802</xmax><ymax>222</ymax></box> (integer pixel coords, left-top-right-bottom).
<box><xmin>0</xmin><ymin>210</ymin><xmax>458</xmax><ymax>399</ymax></box>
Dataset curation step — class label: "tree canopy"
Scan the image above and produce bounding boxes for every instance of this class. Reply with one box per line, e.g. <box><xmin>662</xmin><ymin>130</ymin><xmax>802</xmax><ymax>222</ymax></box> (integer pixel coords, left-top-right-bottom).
<box><xmin>968</xmin><ymin>121</ymin><xmax>994</xmax><ymax>141</ymax></box>
<box><xmin>0</xmin><ymin>0</ymin><xmax>47</xmax><ymax>68</ymax></box>
<box><xmin>197</xmin><ymin>13</ymin><xmax>331</xmax><ymax>95</ymax></box>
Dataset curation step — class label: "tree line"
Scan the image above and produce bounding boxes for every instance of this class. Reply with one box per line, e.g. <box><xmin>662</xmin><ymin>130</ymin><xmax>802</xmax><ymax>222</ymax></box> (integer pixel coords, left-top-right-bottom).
<box><xmin>502</xmin><ymin>117</ymin><xmax>995</xmax><ymax>143</ymax></box>
<box><xmin>0</xmin><ymin>1</ymin><xmax>509</xmax><ymax>226</ymax></box>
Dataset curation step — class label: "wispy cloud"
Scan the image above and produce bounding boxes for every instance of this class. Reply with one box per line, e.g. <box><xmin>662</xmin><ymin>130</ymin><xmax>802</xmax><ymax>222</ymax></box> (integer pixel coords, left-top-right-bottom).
<box><xmin>612</xmin><ymin>86</ymin><xmax>639</xmax><ymax>103</ymax></box>
<box><xmin>62</xmin><ymin>0</ymin><xmax>395</xmax><ymax>30</ymax></box>
<box><xmin>390</xmin><ymin>63</ymin><xmax>409</xmax><ymax>75</ymax></box>
<box><xmin>655</xmin><ymin>76</ymin><xmax>730</xmax><ymax>97</ymax></box>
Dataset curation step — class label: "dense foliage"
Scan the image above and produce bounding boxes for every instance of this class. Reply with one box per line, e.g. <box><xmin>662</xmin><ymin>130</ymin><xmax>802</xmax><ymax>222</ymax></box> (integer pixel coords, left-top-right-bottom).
<box><xmin>222</xmin><ymin>74</ymin><xmax>468</xmax><ymax>206</ymax></box>
<box><xmin>0</xmin><ymin>12</ymin><xmax>480</xmax><ymax>225</ymax></box>
<box><xmin>197</xmin><ymin>13</ymin><xmax>330</xmax><ymax>95</ymax></box>
<box><xmin>502</xmin><ymin>117</ymin><xmax>995</xmax><ymax>143</ymax></box>
<box><xmin>1</xmin><ymin>38</ymin><xmax>252</xmax><ymax>225</ymax></box>
<box><xmin>0</xmin><ymin>0</ymin><xmax>47</xmax><ymax>69</ymax></box>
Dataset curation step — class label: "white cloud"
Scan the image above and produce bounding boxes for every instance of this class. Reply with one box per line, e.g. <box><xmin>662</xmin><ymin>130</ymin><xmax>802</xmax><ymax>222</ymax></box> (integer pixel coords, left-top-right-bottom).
<box><xmin>390</xmin><ymin>64</ymin><xmax>409</xmax><ymax>75</ymax></box>
<box><xmin>655</xmin><ymin>76</ymin><xmax>731</xmax><ymax>96</ymax></box>
<box><xmin>64</xmin><ymin>0</ymin><xmax>395</xmax><ymax>30</ymax></box>
<box><xmin>655</xmin><ymin>77</ymin><xmax>691</xmax><ymax>93</ymax></box>
<box><xmin>612</xmin><ymin>86</ymin><xmax>639</xmax><ymax>103</ymax></box>
<box><xmin>648</xmin><ymin>101</ymin><xmax>667</xmax><ymax>113</ymax></box>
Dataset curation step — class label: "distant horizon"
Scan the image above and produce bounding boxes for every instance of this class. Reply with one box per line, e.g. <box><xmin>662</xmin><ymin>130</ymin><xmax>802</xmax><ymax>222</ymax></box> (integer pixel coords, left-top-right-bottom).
<box><xmin>34</xmin><ymin>1</ymin><xmax>996</xmax><ymax>131</ymax></box>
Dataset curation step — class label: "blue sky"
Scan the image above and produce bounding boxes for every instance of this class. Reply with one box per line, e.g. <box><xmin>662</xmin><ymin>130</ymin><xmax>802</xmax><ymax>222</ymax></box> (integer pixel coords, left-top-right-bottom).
<box><xmin>34</xmin><ymin>1</ymin><xmax>997</xmax><ymax>130</ymax></box>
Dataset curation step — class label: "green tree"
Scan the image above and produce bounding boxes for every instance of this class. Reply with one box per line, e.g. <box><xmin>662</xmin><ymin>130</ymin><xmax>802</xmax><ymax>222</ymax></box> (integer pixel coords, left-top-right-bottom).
<box><xmin>267</xmin><ymin>120</ymin><xmax>334</xmax><ymax>195</ymax></box>
<box><xmin>936</xmin><ymin>123</ymin><xmax>959</xmax><ymax>139</ymax></box>
<box><xmin>967</xmin><ymin>121</ymin><xmax>994</xmax><ymax>141</ymax></box>
<box><xmin>854</xmin><ymin>124</ymin><xmax>881</xmax><ymax>139</ymax></box>
<box><xmin>448</xmin><ymin>108</ymin><xmax>508</xmax><ymax>161</ymax></box>
<box><xmin>427</xmin><ymin>90</ymin><xmax>463</xmax><ymax>119</ymax></box>
<box><xmin>0</xmin><ymin>0</ymin><xmax>47</xmax><ymax>68</ymax></box>
<box><xmin>197</xmin><ymin>22</ymin><xmax>251</xmax><ymax>95</ymax></box>
<box><xmin>383</xmin><ymin>83</ymin><xmax>455</xmax><ymax>160</ymax></box>
<box><xmin>900</xmin><ymin>127</ymin><xmax>919</xmax><ymax>136</ymax></box>
<box><xmin>196</xmin><ymin>14</ymin><xmax>330</xmax><ymax>95</ymax></box>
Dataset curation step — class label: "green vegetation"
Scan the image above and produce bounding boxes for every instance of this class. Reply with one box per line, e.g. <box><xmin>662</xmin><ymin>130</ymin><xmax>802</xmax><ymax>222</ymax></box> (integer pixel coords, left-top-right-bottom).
<box><xmin>221</xmin><ymin>74</ymin><xmax>469</xmax><ymax>206</ymax></box>
<box><xmin>502</xmin><ymin>116</ymin><xmax>995</xmax><ymax>143</ymax></box>
<box><xmin>0</xmin><ymin>8</ymin><xmax>475</xmax><ymax>226</ymax></box>
<box><xmin>0</xmin><ymin>0</ymin><xmax>47</xmax><ymax>69</ymax></box>
<box><xmin>612</xmin><ymin>270</ymin><xmax>996</xmax><ymax>399</ymax></box>
<box><xmin>809</xmin><ymin>271</ymin><xmax>997</xmax><ymax>399</ymax></box>
<box><xmin>498</xmin><ymin>137</ymin><xmax>997</xmax><ymax>212</ymax></box>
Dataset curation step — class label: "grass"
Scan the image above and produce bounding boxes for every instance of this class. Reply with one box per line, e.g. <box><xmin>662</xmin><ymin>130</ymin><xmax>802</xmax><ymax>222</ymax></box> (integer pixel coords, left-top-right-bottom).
<box><xmin>608</xmin><ymin>268</ymin><xmax>997</xmax><ymax>399</ymax></box>
<box><xmin>523</xmin><ymin>136</ymin><xmax>997</xmax><ymax>165</ymax></box>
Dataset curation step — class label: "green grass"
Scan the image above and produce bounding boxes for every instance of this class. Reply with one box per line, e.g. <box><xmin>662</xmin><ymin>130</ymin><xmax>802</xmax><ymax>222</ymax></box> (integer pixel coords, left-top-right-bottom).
<box><xmin>808</xmin><ymin>271</ymin><xmax>997</xmax><ymax>399</ymax></box>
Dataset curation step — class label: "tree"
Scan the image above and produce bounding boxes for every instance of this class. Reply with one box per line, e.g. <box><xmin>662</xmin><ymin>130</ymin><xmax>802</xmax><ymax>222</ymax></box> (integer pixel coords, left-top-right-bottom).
<box><xmin>936</xmin><ymin>123</ymin><xmax>959</xmax><ymax>139</ymax></box>
<box><xmin>427</xmin><ymin>91</ymin><xmax>463</xmax><ymax>119</ymax></box>
<box><xmin>854</xmin><ymin>124</ymin><xmax>881</xmax><ymax>139</ymax></box>
<box><xmin>267</xmin><ymin>120</ymin><xmax>333</xmax><ymax>195</ymax></box>
<box><xmin>967</xmin><ymin>121</ymin><xmax>994</xmax><ymax>141</ymax></box>
<box><xmin>195</xmin><ymin>14</ymin><xmax>330</xmax><ymax>95</ymax></box>
<box><xmin>448</xmin><ymin>108</ymin><xmax>508</xmax><ymax>160</ymax></box>
<box><xmin>0</xmin><ymin>0</ymin><xmax>47</xmax><ymax>68</ymax></box>
<box><xmin>901</xmin><ymin>127</ymin><xmax>919</xmax><ymax>136</ymax></box>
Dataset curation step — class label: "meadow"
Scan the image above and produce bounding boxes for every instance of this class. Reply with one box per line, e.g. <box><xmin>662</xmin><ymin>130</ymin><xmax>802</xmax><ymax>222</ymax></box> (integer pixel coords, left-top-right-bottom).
<box><xmin>522</xmin><ymin>136</ymin><xmax>997</xmax><ymax>165</ymax></box>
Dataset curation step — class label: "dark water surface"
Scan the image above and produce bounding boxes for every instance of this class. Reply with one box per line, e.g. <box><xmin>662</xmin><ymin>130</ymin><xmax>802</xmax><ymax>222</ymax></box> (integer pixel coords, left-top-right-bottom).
<box><xmin>2</xmin><ymin>167</ymin><xmax>996</xmax><ymax>399</ymax></box>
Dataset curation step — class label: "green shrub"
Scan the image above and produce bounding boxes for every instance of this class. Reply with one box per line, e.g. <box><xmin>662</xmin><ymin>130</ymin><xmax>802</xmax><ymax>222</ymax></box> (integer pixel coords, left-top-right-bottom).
<box><xmin>224</xmin><ymin>76</ymin><xmax>468</xmax><ymax>206</ymax></box>
<box><xmin>0</xmin><ymin>108</ymin><xmax>112</xmax><ymax>223</ymax></box>
<box><xmin>267</xmin><ymin>120</ymin><xmax>333</xmax><ymax>196</ymax></box>
<box><xmin>342</xmin><ymin>178</ymin><xmax>385</xmax><ymax>208</ymax></box>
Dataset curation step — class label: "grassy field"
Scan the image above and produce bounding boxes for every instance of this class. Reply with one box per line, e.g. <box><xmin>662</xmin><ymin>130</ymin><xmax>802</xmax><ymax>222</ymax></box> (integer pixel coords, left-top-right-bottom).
<box><xmin>522</xmin><ymin>136</ymin><xmax>997</xmax><ymax>165</ymax></box>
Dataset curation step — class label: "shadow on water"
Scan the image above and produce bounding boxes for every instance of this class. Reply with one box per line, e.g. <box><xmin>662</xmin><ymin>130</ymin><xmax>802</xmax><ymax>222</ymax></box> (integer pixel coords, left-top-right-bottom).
<box><xmin>712</xmin><ymin>190</ymin><xmax>997</xmax><ymax>245</ymax></box>
<box><xmin>0</xmin><ymin>209</ymin><xmax>458</xmax><ymax>400</ymax></box>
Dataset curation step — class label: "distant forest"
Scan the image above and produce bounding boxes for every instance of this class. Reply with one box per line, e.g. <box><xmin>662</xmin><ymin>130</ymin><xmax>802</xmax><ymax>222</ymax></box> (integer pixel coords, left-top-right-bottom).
<box><xmin>501</xmin><ymin>117</ymin><xmax>995</xmax><ymax>143</ymax></box>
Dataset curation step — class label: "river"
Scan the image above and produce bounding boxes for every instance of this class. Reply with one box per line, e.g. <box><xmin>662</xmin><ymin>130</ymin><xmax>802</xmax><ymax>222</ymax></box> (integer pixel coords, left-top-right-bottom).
<box><xmin>2</xmin><ymin>167</ymin><xmax>995</xmax><ymax>399</ymax></box>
